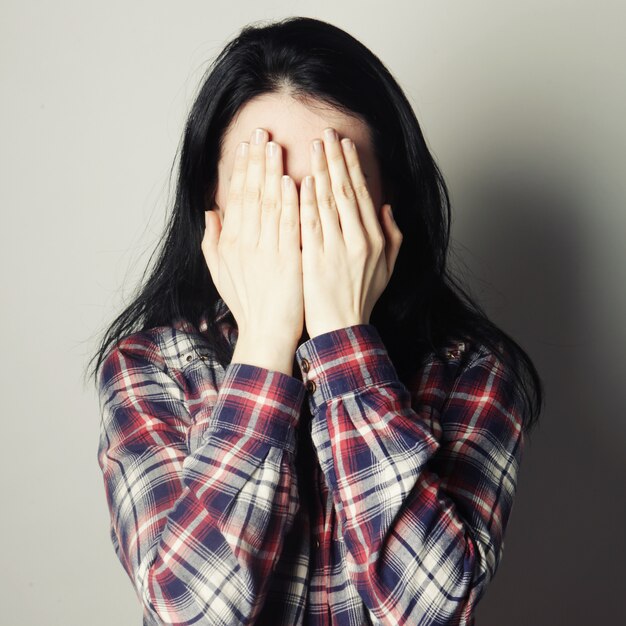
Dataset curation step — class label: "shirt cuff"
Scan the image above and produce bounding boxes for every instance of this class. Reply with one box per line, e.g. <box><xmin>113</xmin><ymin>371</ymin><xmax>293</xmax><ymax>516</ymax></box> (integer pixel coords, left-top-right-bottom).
<box><xmin>203</xmin><ymin>362</ymin><xmax>307</xmax><ymax>455</ymax></box>
<box><xmin>294</xmin><ymin>324</ymin><xmax>399</xmax><ymax>414</ymax></box>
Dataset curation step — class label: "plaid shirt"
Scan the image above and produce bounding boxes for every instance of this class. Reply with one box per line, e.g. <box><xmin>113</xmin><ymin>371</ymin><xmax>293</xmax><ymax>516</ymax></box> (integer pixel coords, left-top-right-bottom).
<box><xmin>97</xmin><ymin>298</ymin><xmax>525</xmax><ymax>625</ymax></box>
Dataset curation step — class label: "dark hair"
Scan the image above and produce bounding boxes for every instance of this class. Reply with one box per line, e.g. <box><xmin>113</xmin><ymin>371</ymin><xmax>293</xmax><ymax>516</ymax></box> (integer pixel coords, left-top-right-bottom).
<box><xmin>85</xmin><ymin>16</ymin><xmax>544</xmax><ymax>434</ymax></box>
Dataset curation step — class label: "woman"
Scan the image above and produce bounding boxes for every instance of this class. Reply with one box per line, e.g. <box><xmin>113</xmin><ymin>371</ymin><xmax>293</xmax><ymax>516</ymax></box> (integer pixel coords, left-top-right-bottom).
<box><xmin>89</xmin><ymin>16</ymin><xmax>543</xmax><ymax>626</ymax></box>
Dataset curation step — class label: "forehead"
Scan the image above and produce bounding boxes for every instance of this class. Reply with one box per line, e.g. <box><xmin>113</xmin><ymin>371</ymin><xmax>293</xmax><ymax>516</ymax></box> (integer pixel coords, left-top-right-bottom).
<box><xmin>221</xmin><ymin>92</ymin><xmax>372</xmax><ymax>152</ymax></box>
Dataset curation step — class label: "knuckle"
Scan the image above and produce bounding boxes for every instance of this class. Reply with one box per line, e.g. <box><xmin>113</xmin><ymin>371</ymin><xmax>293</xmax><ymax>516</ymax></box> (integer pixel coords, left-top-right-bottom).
<box><xmin>353</xmin><ymin>182</ymin><xmax>370</xmax><ymax>200</ymax></box>
<box><xmin>248</xmin><ymin>152</ymin><xmax>265</xmax><ymax>168</ymax></box>
<box><xmin>261</xmin><ymin>196</ymin><xmax>280</xmax><ymax>212</ymax></box>
<box><xmin>302</xmin><ymin>216</ymin><xmax>321</xmax><ymax>231</ymax></box>
<box><xmin>333</xmin><ymin>181</ymin><xmax>355</xmax><ymax>201</ymax></box>
<box><xmin>348</xmin><ymin>232</ymin><xmax>370</xmax><ymax>256</ymax></box>
<box><xmin>329</xmin><ymin>152</ymin><xmax>345</xmax><ymax>166</ymax></box>
<box><xmin>281</xmin><ymin>215</ymin><xmax>299</xmax><ymax>229</ymax></box>
<box><xmin>228</xmin><ymin>189</ymin><xmax>243</xmax><ymax>205</ymax></box>
<box><xmin>318</xmin><ymin>193</ymin><xmax>335</xmax><ymax>211</ymax></box>
<box><xmin>372</xmin><ymin>235</ymin><xmax>385</xmax><ymax>252</ymax></box>
<box><xmin>353</xmin><ymin>239</ymin><xmax>369</xmax><ymax>256</ymax></box>
<box><xmin>243</xmin><ymin>186</ymin><xmax>262</xmax><ymax>205</ymax></box>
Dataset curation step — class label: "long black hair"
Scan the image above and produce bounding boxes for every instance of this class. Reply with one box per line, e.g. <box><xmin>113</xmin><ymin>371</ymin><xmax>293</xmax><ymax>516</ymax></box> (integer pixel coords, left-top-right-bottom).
<box><xmin>85</xmin><ymin>16</ymin><xmax>543</xmax><ymax>434</ymax></box>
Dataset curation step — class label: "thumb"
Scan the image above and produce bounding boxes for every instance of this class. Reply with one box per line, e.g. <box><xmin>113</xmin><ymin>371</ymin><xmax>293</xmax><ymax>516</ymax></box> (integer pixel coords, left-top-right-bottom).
<box><xmin>201</xmin><ymin>210</ymin><xmax>221</xmax><ymax>279</ymax></box>
<box><xmin>380</xmin><ymin>204</ymin><xmax>403</xmax><ymax>273</ymax></box>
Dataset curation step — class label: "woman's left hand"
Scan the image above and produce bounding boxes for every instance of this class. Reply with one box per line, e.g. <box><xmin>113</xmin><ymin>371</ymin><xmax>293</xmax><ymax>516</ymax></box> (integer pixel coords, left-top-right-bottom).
<box><xmin>299</xmin><ymin>128</ymin><xmax>403</xmax><ymax>339</ymax></box>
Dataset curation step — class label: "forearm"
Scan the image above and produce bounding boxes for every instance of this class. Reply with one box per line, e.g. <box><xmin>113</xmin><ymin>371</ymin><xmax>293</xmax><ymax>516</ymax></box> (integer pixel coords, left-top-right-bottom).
<box><xmin>295</xmin><ymin>324</ymin><xmax>524</xmax><ymax>625</ymax></box>
<box><xmin>98</xmin><ymin>333</ymin><xmax>307</xmax><ymax>625</ymax></box>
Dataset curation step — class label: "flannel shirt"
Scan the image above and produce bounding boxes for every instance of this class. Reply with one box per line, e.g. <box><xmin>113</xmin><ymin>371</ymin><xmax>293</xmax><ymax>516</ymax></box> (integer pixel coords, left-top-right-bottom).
<box><xmin>97</xmin><ymin>297</ymin><xmax>526</xmax><ymax>625</ymax></box>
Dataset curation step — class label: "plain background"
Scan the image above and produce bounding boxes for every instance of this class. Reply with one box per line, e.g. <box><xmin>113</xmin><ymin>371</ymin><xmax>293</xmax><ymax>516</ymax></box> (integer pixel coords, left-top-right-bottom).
<box><xmin>1</xmin><ymin>1</ymin><xmax>624</xmax><ymax>624</ymax></box>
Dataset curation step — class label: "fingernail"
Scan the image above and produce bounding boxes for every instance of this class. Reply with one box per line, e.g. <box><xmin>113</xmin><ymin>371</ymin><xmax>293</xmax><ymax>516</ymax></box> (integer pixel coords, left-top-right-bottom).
<box><xmin>282</xmin><ymin>175</ymin><xmax>291</xmax><ymax>190</ymax></box>
<box><xmin>341</xmin><ymin>138</ymin><xmax>354</xmax><ymax>151</ymax></box>
<box><xmin>324</xmin><ymin>128</ymin><xmax>337</xmax><ymax>142</ymax></box>
<box><xmin>305</xmin><ymin>176</ymin><xmax>314</xmax><ymax>188</ymax></box>
<box><xmin>253</xmin><ymin>128</ymin><xmax>265</xmax><ymax>144</ymax></box>
<box><xmin>266</xmin><ymin>141</ymin><xmax>277</xmax><ymax>157</ymax></box>
<box><xmin>388</xmin><ymin>205</ymin><xmax>394</xmax><ymax>220</ymax></box>
<box><xmin>312</xmin><ymin>139</ymin><xmax>323</xmax><ymax>153</ymax></box>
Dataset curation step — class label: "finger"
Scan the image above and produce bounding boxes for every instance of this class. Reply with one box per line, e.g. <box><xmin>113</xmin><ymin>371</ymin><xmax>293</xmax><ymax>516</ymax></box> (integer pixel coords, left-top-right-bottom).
<box><xmin>310</xmin><ymin>138</ymin><xmax>343</xmax><ymax>246</ymax></box>
<box><xmin>219</xmin><ymin>140</ymin><xmax>249</xmax><ymax>243</ymax></box>
<box><xmin>340</xmin><ymin>137</ymin><xmax>382</xmax><ymax>241</ymax></box>
<box><xmin>381</xmin><ymin>204</ymin><xmax>403</xmax><ymax>276</ymax></box>
<box><xmin>299</xmin><ymin>175</ymin><xmax>323</xmax><ymax>253</ymax></box>
<box><xmin>241</xmin><ymin>127</ymin><xmax>268</xmax><ymax>244</ymax></box>
<box><xmin>258</xmin><ymin>140</ymin><xmax>283</xmax><ymax>250</ymax></box>
<box><xmin>279</xmin><ymin>174</ymin><xmax>301</xmax><ymax>253</ymax></box>
<box><xmin>321</xmin><ymin>128</ymin><xmax>363</xmax><ymax>242</ymax></box>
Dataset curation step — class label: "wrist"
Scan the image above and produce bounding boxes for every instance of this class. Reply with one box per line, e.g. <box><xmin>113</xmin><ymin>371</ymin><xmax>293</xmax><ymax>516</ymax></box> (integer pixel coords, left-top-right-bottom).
<box><xmin>231</xmin><ymin>334</ymin><xmax>298</xmax><ymax>377</ymax></box>
<box><xmin>306</xmin><ymin>318</ymin><xmax>368</xmax><ymax>339</ymax></box>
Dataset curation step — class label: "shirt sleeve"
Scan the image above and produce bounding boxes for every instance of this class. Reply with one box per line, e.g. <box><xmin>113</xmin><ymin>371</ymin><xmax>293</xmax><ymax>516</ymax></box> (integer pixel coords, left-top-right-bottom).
<box><xmin>294</xmin><ymin>323</ymin><xmax>526</xmax><ymax>626</ymax></box>
<box><xmin>97</xmin><ymin>330</ymin><xmax>306</xmax><ymax>625</ymax></box>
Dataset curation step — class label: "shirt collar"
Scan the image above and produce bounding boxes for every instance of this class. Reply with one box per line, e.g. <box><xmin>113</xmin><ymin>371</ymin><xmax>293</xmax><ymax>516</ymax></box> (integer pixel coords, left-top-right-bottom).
<box><xmin>172</xmin><ymin>297</ymin><xmax>231</xmax><ymax>334</ymax></box>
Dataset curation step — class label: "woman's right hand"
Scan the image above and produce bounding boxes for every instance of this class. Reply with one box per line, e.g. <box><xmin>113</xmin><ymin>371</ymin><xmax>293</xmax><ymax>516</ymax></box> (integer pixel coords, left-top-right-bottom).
<box><xmin>202</xmin><ymin>128</ymin><xmax>304</xmax><ymax>369</ymax></box>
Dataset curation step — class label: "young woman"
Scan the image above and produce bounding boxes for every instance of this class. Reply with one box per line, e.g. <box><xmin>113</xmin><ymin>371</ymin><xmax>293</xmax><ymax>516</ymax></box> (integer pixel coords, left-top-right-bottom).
<box><xmin>88</xmin><ymin>16</ymin><xmax>543</xmax><ymax>626</ymax></box>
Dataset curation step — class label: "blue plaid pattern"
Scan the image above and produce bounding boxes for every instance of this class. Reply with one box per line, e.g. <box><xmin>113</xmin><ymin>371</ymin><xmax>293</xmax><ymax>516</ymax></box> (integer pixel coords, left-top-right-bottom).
<box><xmin>97</xmin><ymin>301</ymin><xmax>525</xmax><ymax>625</ymax></box>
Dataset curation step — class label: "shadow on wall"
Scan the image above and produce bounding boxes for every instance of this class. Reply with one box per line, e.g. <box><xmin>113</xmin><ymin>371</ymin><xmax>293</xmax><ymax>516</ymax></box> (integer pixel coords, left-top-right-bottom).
<box><xmin>448</xmin><ymin>162</ymin><xmax>625</xmax><ymax>625</ymax></box>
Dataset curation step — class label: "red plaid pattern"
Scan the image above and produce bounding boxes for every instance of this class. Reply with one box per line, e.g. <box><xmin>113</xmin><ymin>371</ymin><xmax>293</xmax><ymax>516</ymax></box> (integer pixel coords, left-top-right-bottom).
<box><xmin>97</xmin><ymin>299</ymin><xmax>525</xmax><ymax>625</ymax></box>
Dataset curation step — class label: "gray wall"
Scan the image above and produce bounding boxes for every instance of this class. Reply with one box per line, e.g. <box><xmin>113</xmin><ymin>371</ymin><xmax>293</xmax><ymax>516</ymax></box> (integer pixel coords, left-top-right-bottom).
<box><xmin>1</xmin><ymin>1</ymin><xmax>623</xmax><ymax>624</ymax></box>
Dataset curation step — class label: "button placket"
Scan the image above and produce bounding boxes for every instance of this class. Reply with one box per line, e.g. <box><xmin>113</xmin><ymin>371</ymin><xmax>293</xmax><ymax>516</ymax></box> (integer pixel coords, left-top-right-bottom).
<box><xmin>300</xmin><ymin>357</ymin><xmax>316</xmax><ymax>393</ymax></box>
<box><xmin>185</xmin><ymin>352</ymin><xmax>210</xmax><ymax>364</ymax></box>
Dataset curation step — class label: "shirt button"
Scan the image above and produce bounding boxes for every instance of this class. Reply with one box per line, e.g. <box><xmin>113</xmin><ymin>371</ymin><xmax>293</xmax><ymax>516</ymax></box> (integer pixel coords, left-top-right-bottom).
<box><xmin>306</xmin><ymin>379</ymin><xmax>316</xmax><ymax>393</ymax></box>
<box><xmin>315</xmin><ymin>539</ymin><xmax>320</xmax><ymax>548</ymax></box>
<box><xmin>300</xmin><ymin>357</ymin><xmax>310</xmax><ymax>373</ymax></box>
